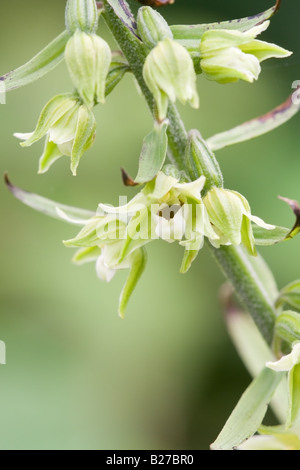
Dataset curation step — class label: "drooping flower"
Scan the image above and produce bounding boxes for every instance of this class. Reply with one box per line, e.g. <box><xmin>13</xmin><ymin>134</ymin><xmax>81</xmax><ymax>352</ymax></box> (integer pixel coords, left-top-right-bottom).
<box><xmin>63</xmin><ymin>170</ymin><xmax>276</xmax><ymax>314</ymax></box>
<box><xmin>200</xmin><ymin>21</ymin><xmax>292</xmax><ymax>84</ymax></box>
<box><xmin>65</xmin><ymin>30</ymin><xmax>111</xmax><ymax>108</ymax></box>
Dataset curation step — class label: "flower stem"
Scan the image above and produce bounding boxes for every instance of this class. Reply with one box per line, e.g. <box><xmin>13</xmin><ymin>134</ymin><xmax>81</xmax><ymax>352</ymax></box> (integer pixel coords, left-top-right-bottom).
<box><xmin>102</xmin><ymin>0</ymin><xmax>276</xmax><ymax>345</ymax></box>
<box><xmin>210</xmin><ymin>245</ymin><xmax>276</xmax><ymax>345</ymax></box>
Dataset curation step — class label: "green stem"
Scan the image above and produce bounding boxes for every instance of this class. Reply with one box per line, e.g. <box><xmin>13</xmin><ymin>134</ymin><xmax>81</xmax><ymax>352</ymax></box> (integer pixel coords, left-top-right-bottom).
<box><xmin>102</xmin><ymin>0</ymin><xmax>276</xmax><ymax>345</ymax></box>
<box><xmin>210</xmin><ymin>245</ymin><xmax>276</xmax><ymax>345</ymax></box>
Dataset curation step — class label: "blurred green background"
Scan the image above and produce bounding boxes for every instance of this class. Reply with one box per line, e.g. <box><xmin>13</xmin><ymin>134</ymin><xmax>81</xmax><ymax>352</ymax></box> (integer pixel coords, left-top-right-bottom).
<box><xmin>0</xmin><ymin>0</ymin><xmax>299</xmax><ymax>450</ymax></box>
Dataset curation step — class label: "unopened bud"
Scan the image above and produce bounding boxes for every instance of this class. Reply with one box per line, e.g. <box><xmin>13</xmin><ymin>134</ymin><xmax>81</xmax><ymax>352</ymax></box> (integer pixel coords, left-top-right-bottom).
<box><xmin>65</xmin><ymin>30</ymin><xmax>111</xmax><ymax>107</ymax></box>
<box><xmin>185</xmin><ymin>130</ymin><xmax>223</xmax><ymax>193</ymax></box>
<box><xmin>143</xmin><ymin>38</ymin><xmax>199</xmax><ymax>120</ymax></box>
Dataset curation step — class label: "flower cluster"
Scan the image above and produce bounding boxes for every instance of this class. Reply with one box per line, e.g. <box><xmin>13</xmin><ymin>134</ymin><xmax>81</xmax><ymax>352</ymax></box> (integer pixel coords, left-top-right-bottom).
<box><xmin>15</xmin><ymin>0</ymin><xmax>111</xmax><ymax>175</ymax></box>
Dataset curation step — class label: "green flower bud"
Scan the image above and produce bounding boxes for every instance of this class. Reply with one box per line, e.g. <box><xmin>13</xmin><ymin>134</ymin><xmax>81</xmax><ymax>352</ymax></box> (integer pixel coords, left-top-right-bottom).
<box><xmin>14</xmin><ymin>93</ymin><xmax>96</xmax><ymax>175</ymax></box>
<box><xmin>203</xmin><ymin>187</ymin><xmax>274</xmax><ymax>255</ymax></box>
<box><xmin>137</xmin><ymin>6</ymin><xmax>173</xmax><ymax>49</ymax></box>
<box><xmin>65</xmin><ymin>30</ymin><xmax>111</xmax><ymax>107</ymax></box>
<box><xmin>143</xmin><ymin>38</ymin><xmax>199</xmax><ymax>120</ymax></box>
<box><xmin>200</xmin><ymin>21</ymin><xmax>292</xmax><ymax>84</ymax></box>
<box><xmin>185</xmin><ymin>130</ymin><xmax>223</xmax><ymax>193</ymax></box>
<box><xmin>65</xmin><ymin>0</ymin><xmax>98</xmax><ymax>34</ymax></box>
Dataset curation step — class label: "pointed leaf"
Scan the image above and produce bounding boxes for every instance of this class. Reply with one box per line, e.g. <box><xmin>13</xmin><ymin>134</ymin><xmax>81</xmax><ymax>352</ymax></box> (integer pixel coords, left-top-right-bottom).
<box><xmin>106</xmin><ymin>0</ymin><xmax>139</xmax><ymax>38</ymax></box>
<box><xmin>119</xmin><ymin>247</ymin><xmax>147</xmax><ymax>318</ymax></box>
<box><xmin>135</xmin><ymin>121</ymin><xmax>169</xmax><ymax>184</ymax></box>
<box><xmin>207</xmin><ymin>91</ymin><xmax>300</xmax><ymax>151</ymax></box>
<box><xmin>0</xmin><ymin>31</ymin><xmax>70</xmax><ymax>92</ymax></box>
<box><xmin>253</xmin><ymin>224</ymin><xmax>290</xmax><ymax>246</ymax></box>
<box><xmin>211</xmin><ymin>367</ymin><xmax>284</xmax><ymax>450</ymax></box>
<box><xmin>5</xmin><ymin>174</ymin><xmax>94</xmax><ymax>225</ymax></box>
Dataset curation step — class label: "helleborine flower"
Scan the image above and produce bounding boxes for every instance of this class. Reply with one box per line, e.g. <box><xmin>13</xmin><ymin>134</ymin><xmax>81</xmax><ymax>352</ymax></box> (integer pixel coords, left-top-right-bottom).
<box><xmin>14</xmin><ymin>93</ymin><xmax>96</xmax><ymax>175</ymax></box>
<box><xmin>143</xmin><ymin>38</ymin><xmax>199</xmax><ymax>120</ymax></box>
<box><xmin>267</xmin><ymin>343</ymin><xmax>300</xmax><ymax>372</ymax></box>
<box><xmin>203</xmin><ymin>187</ymin><xmax>275</xmax><ymax>255</ymax></box>
<box><xmin>200</xmin><ymin>21</ymin><xmax>292</xmax><ymax>83</ymax></box>
<box><xmin>65</xmin><ymin>171</ymin><xmax>219</xmax><ymax>283</ymax></box>
<box><xmin>64</xmin><ymin>171</ymin><xmax>277</xmax><ymax>313</ymax></box>
<box><xmin>65</xmin><ymin>30</ymin><xmax>112</xmax><ymax>108</ymax></box>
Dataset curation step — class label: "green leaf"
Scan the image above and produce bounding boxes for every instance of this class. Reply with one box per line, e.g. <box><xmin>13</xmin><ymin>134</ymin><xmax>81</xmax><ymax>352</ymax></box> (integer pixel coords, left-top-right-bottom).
<box><xmin>277</xmin><ymin>281</ymin><xmax>300</xmax><ymax>311</ymax></box>
<box><xmin>211</xmin><ymin>367</ymin><xmax>284</xmax><ymax>450</ymax></box>
<box><xmin>253</xmin><ymin>224</ymin><xmax>290</xmax><ymax>246</ymax></box>
<box><xmin>0</xmin><ymin>30</ymin><xmax>70</xmax><ymax>92</ymax></box>
<box><xmin>171</xmin><ymin>1</ymin><xmax>281</xmax><ymax>47</ymax></box>
<box><xmin>135</xmin><ymin>121</ymin><xmax>169</xmax><ymax>184</ymax></box>
<box><xmin>207</xmin><ymin>92</ymin><xmax>300</xmax><ymax>151</ymax></box>
<box><xmin>4</xmin><ymin>174</ymin><xmax>94</xmax><ymax>225</ymax></box>
<box><xmin>119</xmin><ymin>247</ymin><xmax>147</xmax><ymax>319</ymax></box>
<box><xmin>106</xmin><ymin>0</ymin><xmax>139</xmax><ymax>38</ymax></box>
